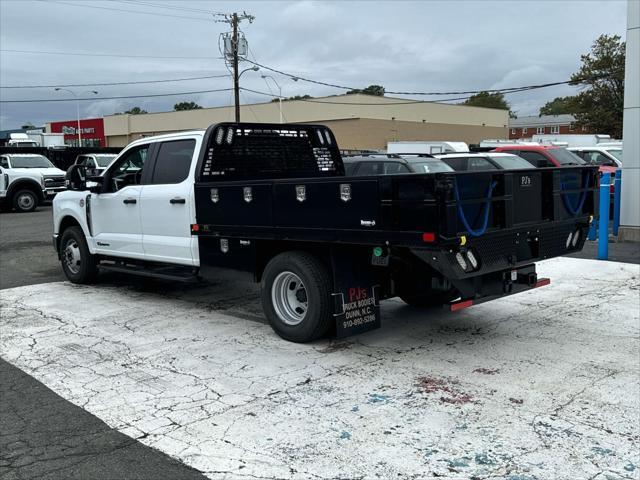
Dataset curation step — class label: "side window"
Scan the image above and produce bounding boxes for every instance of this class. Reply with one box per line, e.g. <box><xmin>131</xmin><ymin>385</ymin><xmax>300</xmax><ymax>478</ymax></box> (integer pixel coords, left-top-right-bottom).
<box><xmin>150</xmin><ymin>139</ymin><xmax>196</xmax><ymax>184</ymax></box>
<box><xmin>108</xmin><ymin>145</ymin><xmax>150</xmax><ymax>192</ymax></box>
<box><xmin>467</xmin><ymin>157</ymin><xmax>498</xmax><ymax>171</ymax></box>
<box><xmin>344</xmin><ymin>163</ymin><xmax>357</xmax><ymax>175</ymax></box>
<box><xmin>441</xmin><ymin>157</ymin><xmax>467</xmax><ymax>171</ymax></box>
<box><xmin>355</xmin><ymin>162</ymin><xmax>382</xmax><ymax>176</ymax></box>
<box><xmin>76</xmin><ymin>156</ymin><xmax>87</xmax><ymax>166</ymax></box>
<box><xmin>572</xmin><ymin>151</ymin><xmax>586</xmax><ymax>160</ymax></box>
<box><xmin>519</xmin><ymin>151</ymin><xmax>554</xmax><ymax>168</ymax></box>
<box><xmin>383</xmin><ymin>162</ymin><xmax>410</xmax><ymax>174</ymax></box>
<box><xmin>0</xmin><ymin>157</ymin><xmax>9</xmax><ymax>168</ymax></box>
<box><xmin>87</xmin><ymin>157</ymin><xmax>97</xmax><ymax>168</ymax></box>
<box><xmin>586</xmin><ymin>152</ymin><xmax>612</xmax><ymax>166</ymax></box>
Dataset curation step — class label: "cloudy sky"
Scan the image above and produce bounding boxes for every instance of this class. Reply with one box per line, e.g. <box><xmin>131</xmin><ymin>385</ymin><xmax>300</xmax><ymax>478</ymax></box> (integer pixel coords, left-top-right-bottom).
<box><xmin>0</xmin><ymin>0</ymin><xmax>628</xmax><ymax>129</ymax></box>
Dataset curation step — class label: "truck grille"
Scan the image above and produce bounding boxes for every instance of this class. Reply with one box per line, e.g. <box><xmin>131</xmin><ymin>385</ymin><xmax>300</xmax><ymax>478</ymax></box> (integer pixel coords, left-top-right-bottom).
<box><xmin>44</xmin><ymin>175</ymin><xmax>65</xmax><ymax>188</ymax></box>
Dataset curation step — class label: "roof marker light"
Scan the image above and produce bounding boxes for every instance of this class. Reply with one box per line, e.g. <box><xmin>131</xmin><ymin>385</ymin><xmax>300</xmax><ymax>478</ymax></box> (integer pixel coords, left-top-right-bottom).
<box><xmin>215</xmin><ymin>128</ymin><xmax>224</xmax><ymax>145</ymax></box>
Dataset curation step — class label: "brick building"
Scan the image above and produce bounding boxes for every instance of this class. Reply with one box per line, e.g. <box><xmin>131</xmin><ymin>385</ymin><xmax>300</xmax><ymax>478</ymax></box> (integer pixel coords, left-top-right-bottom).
<box><xmin>508</xmin><ymin>114</ymin><xmax>590</xmax><ymax>140</ymax></box>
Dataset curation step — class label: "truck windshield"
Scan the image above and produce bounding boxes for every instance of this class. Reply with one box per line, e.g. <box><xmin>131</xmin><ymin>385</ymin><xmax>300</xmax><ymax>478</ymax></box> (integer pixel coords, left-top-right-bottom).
<box><xmin>487</xmin><ymin>154</ymin><xmax>533</xmax><ymax>170</ymax></box>
<box><xmin>94</xmin><ymin>154</ymin><xmax>117</xmax><ymax>167</ymax></box>
<box><xmin>9</xmin><ymin>155</ymin><xmax>55</xmax><ymax>168</ymax></box>
<box><xmin>548</xmin><ymin>148</ymin><xmax>585</xmax><ymax>166</ymax></box>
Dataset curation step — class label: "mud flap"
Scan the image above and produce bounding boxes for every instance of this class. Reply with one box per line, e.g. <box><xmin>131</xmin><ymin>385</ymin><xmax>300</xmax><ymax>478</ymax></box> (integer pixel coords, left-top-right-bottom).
<box><xmin>330</xmin><ymin>249</ymin><xmax>381</xmax><ymax>338</ymax></box>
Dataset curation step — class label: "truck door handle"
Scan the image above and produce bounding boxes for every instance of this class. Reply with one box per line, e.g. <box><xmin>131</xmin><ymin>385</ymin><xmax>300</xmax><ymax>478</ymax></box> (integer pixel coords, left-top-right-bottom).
<box><xmin>170</xmin><ymin>197</ymin><xmax>186</xmax><ymax>204</ymax></box>
<box><xmin>123</xmin><ymin>198</ymin><xmax>137</xmax><ymax>204</ymax></box>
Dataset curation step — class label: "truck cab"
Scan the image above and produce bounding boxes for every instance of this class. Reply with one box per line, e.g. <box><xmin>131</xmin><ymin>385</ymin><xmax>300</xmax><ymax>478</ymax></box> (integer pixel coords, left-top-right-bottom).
<box><xmin>0</xmin><ymin>153</ymin><xmax>66</xmax><ymax>212</ymax></box>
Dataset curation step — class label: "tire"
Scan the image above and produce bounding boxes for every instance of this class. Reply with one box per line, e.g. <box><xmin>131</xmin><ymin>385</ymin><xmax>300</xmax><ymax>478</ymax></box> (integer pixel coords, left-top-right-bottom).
<box><xmin>261</xmin><ymin>251</ymin><xmax>333</xmax><ymax>343</ymax></box>
<box><xmin>59</xmin><ymin>226</ymin><xmax>97</xmax><ymax>284</ymax></box>
<box><xmin>12</xmin><ymin>189</ymin><xmax>38</xmax><ymax>213</ymax></box>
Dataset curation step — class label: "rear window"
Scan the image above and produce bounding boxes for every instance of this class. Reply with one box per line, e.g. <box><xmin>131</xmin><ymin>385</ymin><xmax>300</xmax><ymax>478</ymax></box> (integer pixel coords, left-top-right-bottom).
<box><xmin>354</xmin><ymin>162</ymin><xmax>382</xmax><ymax>176</ymax></box>
<box><xmin>151</xmin><ymin>139</ymin><xmax>195</xmax><ymax>184</ymax></box>
<box><xmin>487</xmin><ymin>154</ymin><xmax>534</xmax><ymax>170</ymax></box>
<box><xmin>548</xmin><ymin>148</ymin><xmax>585</xmax><ymax>165</ymax></box>
<box><xmin>409</xmin><ymin>160</ymin><xmax>454</xmax><ymax>173</ymax></box>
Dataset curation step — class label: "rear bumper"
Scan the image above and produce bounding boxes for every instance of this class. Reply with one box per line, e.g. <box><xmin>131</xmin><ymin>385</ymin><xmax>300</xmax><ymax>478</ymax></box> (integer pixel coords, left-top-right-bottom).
<box><xmin>448</xmin><ymin>264</ymin><xmax>549</xmax><ymax>311</ymax></box>
<box><xmin>412</xmin><ymin>218</ymin><xmax>590</xmax><ymax>282</ymax></box>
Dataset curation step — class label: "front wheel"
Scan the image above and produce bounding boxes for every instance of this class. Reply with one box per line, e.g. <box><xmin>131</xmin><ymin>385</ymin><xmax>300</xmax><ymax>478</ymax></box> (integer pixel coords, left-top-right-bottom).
<box><xmin>59</xmin><ymin>226</ymin><xmax>97</xmax><ymax>284</ymax></box>
<box><xmin>261</xmin><ymin>252</ymin><xmax>333</xmax><ymax>343</ymax></box>
<box><xmin>12</xmin><ymin>189</ymin><xmax>38</xmax><ymax>213</ymax></box>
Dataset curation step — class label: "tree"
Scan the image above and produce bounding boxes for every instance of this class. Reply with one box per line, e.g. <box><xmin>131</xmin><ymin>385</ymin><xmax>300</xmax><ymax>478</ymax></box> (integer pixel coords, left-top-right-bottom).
<box><xmin>569</xmin><ymin>34</ymin><xmax>625</xmax><ymax>138</ymax></box>
<box><xmin>463</xmin><ymin>91</ymin><xmax>509</xmax><ymax>110</ymax></box>
<box><xmin>539</xmin><ymin>96</ymin><xmax>581</xmax><ymax>116</ymax></box>
<box><xmin>347</xmin><ymin>85</ymin><xmax>385</xmax><ymax>96</ymax></box>
<box><xmin>270</xmin><ymin>94</ymin><xmax>312</xmax><ymax>103</ymax></box>
<box><xmin>174</xmin><ymin>101</ymin><xmax>202</xmax><ymax>111</ymax></box>
<box><xmin>124</xmin><ymin>107</ymin><xmax>147</xmax><ymax>115</ymax></box>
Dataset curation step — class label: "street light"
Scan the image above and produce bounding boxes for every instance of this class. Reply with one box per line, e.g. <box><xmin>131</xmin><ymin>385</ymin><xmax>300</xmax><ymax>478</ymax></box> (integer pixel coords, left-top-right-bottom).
<box><xmin>262</xmin><ymin>75</ymin><xmax>299</xmax><ymax>124</ymax></box>
<box><xmin>239</xmin><ymin>65</ymin><xmax>259</xmax><ymax>78</ymax></box>
<box><xmin>54</xmin><ymin>88</ymin><xmax>98</xmax><ymax>146</ymax></box>
<box><xmin>233</xmin><ymin>65</ymin><xmax>259</xmax><ymax>122</ymax></box>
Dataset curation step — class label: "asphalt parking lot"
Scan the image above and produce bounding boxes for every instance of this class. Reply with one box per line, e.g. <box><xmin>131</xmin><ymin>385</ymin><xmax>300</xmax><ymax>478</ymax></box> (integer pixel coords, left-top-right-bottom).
<box><xmin>1</xmin><ymin>206</ymin><xmax>639</xmax><ymax>480</ymax></box>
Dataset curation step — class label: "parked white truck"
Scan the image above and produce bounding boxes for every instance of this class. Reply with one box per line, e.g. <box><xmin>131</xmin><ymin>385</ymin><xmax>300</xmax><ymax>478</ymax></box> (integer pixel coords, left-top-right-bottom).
<box><xmin>51</xmin><ymin>122</ymin><xmax>597</xmax><ymax>342</ymax></box>
<box><xmin>0</xmin><ymin>153</ymin><xmax>67</xmax><ymax>212</ymax></box>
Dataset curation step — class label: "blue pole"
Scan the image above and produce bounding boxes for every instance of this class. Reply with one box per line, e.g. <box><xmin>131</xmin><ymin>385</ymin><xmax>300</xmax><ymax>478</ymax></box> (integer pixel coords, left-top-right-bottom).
<box><xmin>598</xmin><ymin>172</ymin><xmax>611</xmax><ymax>260</ymax></box>
<box><xmin>613</xmin><ymin>170</ymin><xmax>622</xmax><ymax>236</ymax></box>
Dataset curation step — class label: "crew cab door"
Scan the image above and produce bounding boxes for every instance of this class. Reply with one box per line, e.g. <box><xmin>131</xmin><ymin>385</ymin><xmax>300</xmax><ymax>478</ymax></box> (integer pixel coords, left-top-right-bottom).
<box><xmin>90</xmin><ymin>144</ymin><xmax>151</xmax><ymax>258</ymax></box>
<box><xmin>139</xmin><ymin>137</ymin><xmax>199</xmax><ymax>265</ymax></box>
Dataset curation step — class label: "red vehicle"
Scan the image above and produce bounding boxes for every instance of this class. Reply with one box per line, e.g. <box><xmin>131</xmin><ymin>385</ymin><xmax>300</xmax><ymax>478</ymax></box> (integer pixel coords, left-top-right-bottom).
<box><xmin>492</xmin><ymin>144</ymin><xmax>616</xmax><ymax>175</ymax></box>
<box><xmin>494</xmin><ymin>145</ymin><xmax>616</xmax><ymax>202</ymax></box>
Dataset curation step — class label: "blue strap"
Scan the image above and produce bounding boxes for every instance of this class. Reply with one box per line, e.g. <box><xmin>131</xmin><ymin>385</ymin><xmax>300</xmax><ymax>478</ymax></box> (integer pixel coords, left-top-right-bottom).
<box><xmin>561</xmin><ymin>172</ymin><xmax>590</xmax><ymax>216</ymax></box>
<box><xmin>453</xmin><ymin>178</ymin><xmax>498</xmax><ymax>237</ymax></box>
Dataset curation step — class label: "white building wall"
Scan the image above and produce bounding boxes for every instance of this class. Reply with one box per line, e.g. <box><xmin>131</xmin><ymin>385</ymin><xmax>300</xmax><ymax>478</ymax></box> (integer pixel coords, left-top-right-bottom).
<box><xmin>620</xmin><ymin>0</ymin><xmax>640</xmax><ymax>240</ymax></box>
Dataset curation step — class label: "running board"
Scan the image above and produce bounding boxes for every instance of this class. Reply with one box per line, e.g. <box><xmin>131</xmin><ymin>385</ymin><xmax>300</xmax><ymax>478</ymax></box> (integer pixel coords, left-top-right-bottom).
<box><xmin>98</xmin><ymin>263</ymin><xmax>199</xmax><ymax>283</ymax></box>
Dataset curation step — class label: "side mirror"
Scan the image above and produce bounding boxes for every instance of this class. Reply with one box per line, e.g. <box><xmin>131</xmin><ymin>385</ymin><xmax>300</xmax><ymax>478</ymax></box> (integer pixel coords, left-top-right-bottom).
<box><xmin>65</xmin><ymin>164</ymin><xmax>87</xmax><ymax>191</ymax></box>
<box><xmin>86</xmin><ymin>174</ymin><xmax>104</xmax><ymax>193</ymax></box>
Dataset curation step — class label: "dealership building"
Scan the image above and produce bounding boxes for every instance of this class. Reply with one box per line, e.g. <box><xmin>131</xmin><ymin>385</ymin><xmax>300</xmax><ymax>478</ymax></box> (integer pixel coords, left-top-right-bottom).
<box><xmin>92</xmin><ymin>93</ymin><xmax>508</xmax><ymax>149</ymax></box>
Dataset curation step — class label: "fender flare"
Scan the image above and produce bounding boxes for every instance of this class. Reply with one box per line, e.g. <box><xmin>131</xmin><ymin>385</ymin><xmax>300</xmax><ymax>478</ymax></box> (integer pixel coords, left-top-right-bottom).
<box><xmin>55</xmin><ymin>211</ymin><xmax>94</xmax><ymax>255</ymax></box>
<box><xmin>6</xmin><ymin>179</ymin><xmax>45</xmax><ymax>204</ymax></box>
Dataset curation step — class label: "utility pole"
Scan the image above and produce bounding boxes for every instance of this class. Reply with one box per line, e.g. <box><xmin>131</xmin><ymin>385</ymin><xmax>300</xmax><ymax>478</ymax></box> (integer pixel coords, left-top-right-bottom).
<box><xmin>232</xmin><ymin>13</ymin><xmax>240</xmax><ymax>122</ymax></box>
<box><xmin>219</xmin><ymin>11</ymin><xmax>254</xmax><ymax>123</ymax></box>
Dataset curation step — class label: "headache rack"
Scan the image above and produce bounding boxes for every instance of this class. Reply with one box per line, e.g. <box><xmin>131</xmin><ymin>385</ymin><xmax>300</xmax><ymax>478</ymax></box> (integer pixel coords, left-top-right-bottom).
<box><xmin>196</xmin><ymin>122</ymin><xmax>345</xmax><ymax>181</ymax></box>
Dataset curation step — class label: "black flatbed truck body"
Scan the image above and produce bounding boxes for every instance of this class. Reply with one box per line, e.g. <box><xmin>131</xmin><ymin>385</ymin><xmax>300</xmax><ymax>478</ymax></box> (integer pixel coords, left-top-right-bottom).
<box><xmin>190</xmin><ymin>123</ymin><xmax>598</xmax><ymax>338</ymax></box>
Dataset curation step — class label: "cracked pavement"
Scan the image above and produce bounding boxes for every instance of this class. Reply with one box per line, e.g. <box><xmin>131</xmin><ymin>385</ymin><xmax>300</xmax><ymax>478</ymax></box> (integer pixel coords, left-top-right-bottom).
<box><xmin>1</xmin><ymin>257</ymin><xmax>639</xmax><ymax>479</ymax></box>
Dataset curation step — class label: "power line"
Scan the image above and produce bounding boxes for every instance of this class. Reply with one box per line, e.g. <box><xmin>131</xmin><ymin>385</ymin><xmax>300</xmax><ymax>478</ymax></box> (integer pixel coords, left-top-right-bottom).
<box><xmin>109</xmin><ymin>0</ymin><xmax>224</xmax><ymax>15</ymax></box>
<box><xmin>240</xmin><ymin>87</ymin><xmax>475</xmax><ymax>105</ymax></box>
<box><xmin>1</xmin><ymin>74</ymin><xmax>231</xmax><ymax>89</ymax></box>
<box><xmin>0</xmin><ymin>88</ymin><xmax>233</xmax><ymax>103</ymax></box>
<box><xmin>0</xmin><ymin>48</ymin><xmax>222</xmax><ymax>60</ymax></box>
<box><xmin>243</xmin><ymin>59</ymin><xmax>621</xmax><ymax>97</ymax></box>
<box><xmin>40</xmin><ymin>0</ymin><xmax>215</xmax><ymax>22</ymax></box>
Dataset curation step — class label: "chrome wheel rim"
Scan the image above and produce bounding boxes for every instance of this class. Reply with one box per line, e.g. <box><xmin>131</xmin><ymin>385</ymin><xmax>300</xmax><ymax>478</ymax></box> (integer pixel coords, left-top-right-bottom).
<box><xmin>63</xmin><ymin>239</ymin><xmax>82</xmax><ymax>275</ymax></box>
<box><xmin>17</xmin><ymin>192</ymin><xmax>35</xmax><ymax>210</ymax></box>
<box><xmin>271</xmin><ymin>271</ymin><xmax>308</xmax><ymax>326</ymax></box>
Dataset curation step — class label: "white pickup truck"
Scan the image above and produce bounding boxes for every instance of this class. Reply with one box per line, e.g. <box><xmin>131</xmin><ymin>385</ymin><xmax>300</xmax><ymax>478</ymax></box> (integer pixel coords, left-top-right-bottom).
<box><xmin>52</xmin><ymin>123</ymin><xmax>597</xmax><ymax>342</ymax></box>
<box><xmin>0</xmin><ymin>153</ymin><xmax>66</xmax><ymax>212</ymax></box>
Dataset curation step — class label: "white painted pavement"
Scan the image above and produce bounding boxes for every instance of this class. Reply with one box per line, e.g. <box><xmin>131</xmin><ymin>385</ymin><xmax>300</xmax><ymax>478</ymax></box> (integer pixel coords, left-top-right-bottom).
<box><xmin>1</xmin><ymin>257</ymin><xmax>639</xmax><ymax>479</ymax></box>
